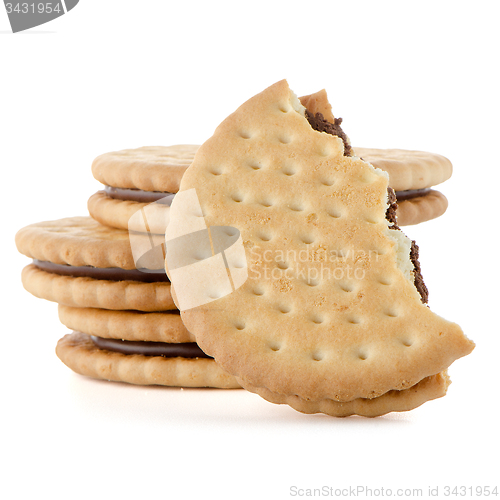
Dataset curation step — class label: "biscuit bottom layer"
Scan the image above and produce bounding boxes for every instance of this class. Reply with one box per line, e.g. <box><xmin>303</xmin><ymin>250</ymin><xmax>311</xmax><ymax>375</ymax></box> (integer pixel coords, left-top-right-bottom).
<box><xmin>90</xmin><ymin>334</ymin><xmax>212</xmax><ymax>359</ymax></box>
<box><xmin>33</xmin><ymin>259</ymin><xmax>169</xmax><ymax>283</ymax></box>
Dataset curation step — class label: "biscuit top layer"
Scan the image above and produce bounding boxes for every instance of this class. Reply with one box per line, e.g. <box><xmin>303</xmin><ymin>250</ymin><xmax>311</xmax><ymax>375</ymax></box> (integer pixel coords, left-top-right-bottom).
<box><xmin>169</xmin><ymin>79</ymin><xmax>474</xmax><ymax>402</ymax></box>
<box><xmin>15</xmin><ymin>216</ymin><xmax>158</xmax><ymax>270</ymax></box>
<box><xmin>92</xmin><ymin>145</ymin><xmax>198</xmax><ymax>193</ymax></box>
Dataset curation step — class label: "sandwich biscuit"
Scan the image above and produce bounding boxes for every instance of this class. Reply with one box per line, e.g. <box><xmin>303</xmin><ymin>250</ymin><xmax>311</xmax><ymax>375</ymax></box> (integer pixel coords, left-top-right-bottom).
<box><xmin>88</xmin><ymin>145</ymin><xmax>198</xmax><ymax>233</ymax></box>
<box><xmin>16</xmin><ymin>216</ymin><xmax>175</xmax><ymax>311</ymax></box>
<box><xmin>56</xmin><ymin>332</ymin><xmax>240</xmax><ymax>389</ymax></box>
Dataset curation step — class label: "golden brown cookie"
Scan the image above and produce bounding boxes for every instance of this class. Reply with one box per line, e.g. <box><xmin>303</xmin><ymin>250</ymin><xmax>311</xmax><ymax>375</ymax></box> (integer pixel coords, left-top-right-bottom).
<box><xmin>166</xmin><ymin>80</ymin><xmax>474</xmax><ymax>416</ymax></box>
<box><xmin>56</xmin><ymin>332</ymin><xmax>241</xmax><ymax>389</ymax></box>
<box><xmin>58</xmin><ymin>305</ymin><xmax>193</xmax><ymax>342</ymax></box>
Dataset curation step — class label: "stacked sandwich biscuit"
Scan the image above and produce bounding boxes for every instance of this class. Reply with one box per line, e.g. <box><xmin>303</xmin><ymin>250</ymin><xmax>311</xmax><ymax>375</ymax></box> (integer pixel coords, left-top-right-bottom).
<box><xmin>16</xmin><ymin>82</ymin><xmax>472</xmax><ymax>415</ymax></box>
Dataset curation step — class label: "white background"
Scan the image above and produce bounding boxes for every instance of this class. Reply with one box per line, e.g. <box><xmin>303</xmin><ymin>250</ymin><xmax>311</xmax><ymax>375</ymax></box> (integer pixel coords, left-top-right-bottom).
<box><xmin>1</xmin><ymin>1</ymin><xmax>499</xmax><ymax>499</ymax></box>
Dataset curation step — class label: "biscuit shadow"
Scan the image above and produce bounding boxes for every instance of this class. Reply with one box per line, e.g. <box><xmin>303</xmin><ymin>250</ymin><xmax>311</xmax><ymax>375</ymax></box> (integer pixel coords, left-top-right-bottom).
<box><xmin>66</xmin><ymin>375</ymin><xmax>413</xmax><ymax>427</ymax></box>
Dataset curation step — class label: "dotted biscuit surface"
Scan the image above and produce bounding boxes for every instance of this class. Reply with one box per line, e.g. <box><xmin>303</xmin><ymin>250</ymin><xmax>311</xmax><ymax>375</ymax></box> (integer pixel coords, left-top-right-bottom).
<box><xmin>170</xmin><ymin>80</ymin><xmax>474</xmax><ymax>405</ymax></box>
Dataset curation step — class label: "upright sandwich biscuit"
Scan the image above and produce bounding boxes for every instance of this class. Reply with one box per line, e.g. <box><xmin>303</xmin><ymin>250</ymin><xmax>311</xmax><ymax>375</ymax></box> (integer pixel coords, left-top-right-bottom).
<box><xmin>301</xmin><ymin>90</ymin><xmax>452</xmax><ymax>225</ymax></box>
<box><xmin>89</xmin><ymin>145</ymin><xmax>198</xmax><ymax>233</ymax></box>
<box><xmin>166</xmin><ymin>80</ymin><xmax>474</xmax><ymax>416</ymax></box>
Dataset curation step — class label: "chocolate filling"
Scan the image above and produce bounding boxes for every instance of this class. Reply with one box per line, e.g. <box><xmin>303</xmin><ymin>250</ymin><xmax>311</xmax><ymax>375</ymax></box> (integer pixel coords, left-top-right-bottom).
<box><xmin>103</xmin><ymin>186</ymin><xmax>175</xmax><ymax>204</ymax></box>
<box><xmin>90</xmin><ymin>335</ymin><xmax>212</xmax><ymax>359</ymax></box>
<box><xmin>386</xmin><ymin>187</ymin><xmax>399</xmax><ymax>228</ymax></box>
<box><xmin>385</xmin><ymin>188</ymin><xmax>428</xmax><ymax>303</ymax></box>
<box><xmin>409</xmin><ymin>242</ymin><xmax>429</xmax><ymax>304</ymax></box>
<box><xmin>395</xmin><ymin>188</ymin><xmax>431</xmax><ymax>202</ymax></box>
<box><xmin>305</xmin><ymin>110</ymin><xmax>352</xmax><ymax>156</ymax></box>
<box><xmin>33</xmin><ymin>259</ymin><xmax>169</xmax><ymax>283</ymax></box>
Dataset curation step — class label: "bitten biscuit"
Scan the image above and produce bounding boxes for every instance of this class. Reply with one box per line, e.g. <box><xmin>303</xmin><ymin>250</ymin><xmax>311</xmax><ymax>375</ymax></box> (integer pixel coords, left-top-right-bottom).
<box><xmin>166</xmin><ymin>80</ymin><xmax>474</xmax><ymax>416</ymax></box>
